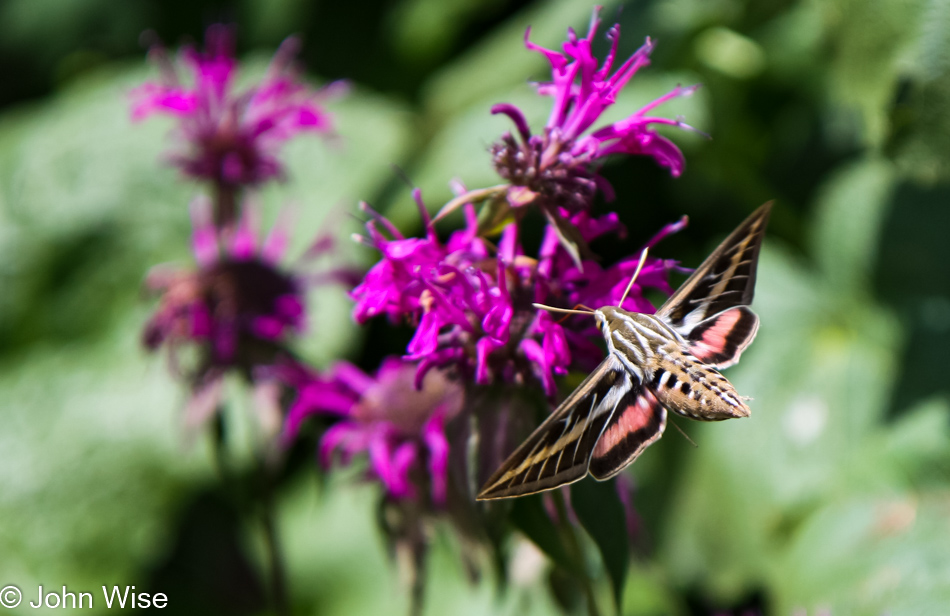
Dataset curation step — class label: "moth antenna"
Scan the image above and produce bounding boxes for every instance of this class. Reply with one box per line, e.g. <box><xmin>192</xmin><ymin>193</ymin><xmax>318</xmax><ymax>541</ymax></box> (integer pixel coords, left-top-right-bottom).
<box><xmin>619</xmin><ymin>247</ymin><xmax>650</xmax><ymax>308</ymax></box>
<box><xmin>669</xmin><ymin>417</ymin><xmax>698</xmax><ymax>448</ymax></box>
<box><xmin>532</xmin><ymin>303</ymin><xmax>594</xmax><ymax>316</ymax></box>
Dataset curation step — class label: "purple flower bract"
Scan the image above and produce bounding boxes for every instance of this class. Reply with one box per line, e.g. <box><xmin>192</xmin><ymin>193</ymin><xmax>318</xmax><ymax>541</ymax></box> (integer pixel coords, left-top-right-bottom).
<box><xmin>280</xmin><ymin>357</ymin><xmax>463</xmax><ymax>504</ymax></box>
<box><xmin>132</xmin><ymin>24</ymin><xmax>344</xmax><ymax>190</ymax></box>
<box><xmin>491</xmin><ymin>9</ymin><xmax>699</xmax><ymax>213</ymax></box>
<box><xmin>144</xmin><ymin>198</ymin><xmax>306</xmax><ymax>371</ymax></box>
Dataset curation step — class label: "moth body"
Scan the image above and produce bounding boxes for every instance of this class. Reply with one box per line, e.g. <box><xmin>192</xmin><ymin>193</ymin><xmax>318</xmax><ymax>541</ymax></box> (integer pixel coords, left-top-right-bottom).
<box><xmin>597</xmin><ymin>305</ymin><xmax>749</xmax><ymax>422</ymax></box>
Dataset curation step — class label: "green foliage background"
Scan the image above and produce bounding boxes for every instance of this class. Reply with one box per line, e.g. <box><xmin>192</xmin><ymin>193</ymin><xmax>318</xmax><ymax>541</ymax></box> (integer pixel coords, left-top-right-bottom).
<box><xmin>1</xmin><ymin>0</ymin><xmax>950</xmax><ymax>614</ymax></box>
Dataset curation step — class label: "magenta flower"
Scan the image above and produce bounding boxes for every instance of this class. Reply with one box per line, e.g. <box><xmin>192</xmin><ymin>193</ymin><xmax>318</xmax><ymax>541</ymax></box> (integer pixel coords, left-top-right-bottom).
<box><xmin>143</xmin><ymin>197</ymin><xmax>336</xmax><ymax>424</ymax></box>
<box><xmin>351</xmin><ymin>190</ymin><xmax>683</xmax><ymax>398</ymax></box>
<box><xmin>280</xmin><ymin>357</ymin><xmax>463</xmax><ymax>504</ymax></box>
<box><xmin>490</xmin><ymin>9</ymin><xmax>698</xmax><ymax>214</ymax></box>
<box><xmin>144</xmin><ymin>198</ymin><xmax>304</xmax><ymax>361</ymax></box>
<box><xmin>131</xmin><ymin>24</ymin><xmax>344</xmax><ymax>223</ymax></box>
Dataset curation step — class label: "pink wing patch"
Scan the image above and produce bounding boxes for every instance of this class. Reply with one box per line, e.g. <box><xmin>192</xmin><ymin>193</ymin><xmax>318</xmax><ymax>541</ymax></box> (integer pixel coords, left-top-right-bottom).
<box><xmin>589</xmin><ymin>388</ymin><xmax>666</xmax><ymax>480</ymax></box>
<box><xmin>687</xmin><ymin>306</ymin><xmax>759</xmax><ymax>368</ymax></box>
<box><xmin>593</xmin><ymin>390</ymin><xmax>660</xmax><ymax>459</ymax></box>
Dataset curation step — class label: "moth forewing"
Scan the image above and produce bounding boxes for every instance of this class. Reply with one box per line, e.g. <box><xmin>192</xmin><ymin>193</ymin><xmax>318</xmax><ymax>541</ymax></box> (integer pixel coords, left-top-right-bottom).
<box><xmin>656</xmin><ymin>203</ymin><xmax>772</xmax><ymax>331</ymax></box>
<box><xmin>476</xmin><ymin>356</ymin><xmax>630</xmax><ymax>500</ymax></box>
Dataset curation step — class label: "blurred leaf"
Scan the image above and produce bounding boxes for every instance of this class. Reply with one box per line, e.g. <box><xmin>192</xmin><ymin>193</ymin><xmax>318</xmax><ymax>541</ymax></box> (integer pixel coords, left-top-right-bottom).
<box><xmin>888</xmin><ymin>0</ymin><xmax>950</xmax><ymax>182</ymax></box>
<box><xmin>874</xmin><ymin>181</ymin><xmax>950</xmax><ymax>411</ymax></box>
<box><xmin>757</xmin><ymin>1</ymin><xmax>826</xmax><ymax>82</ymax></box>
<box><xmin>648</xmin><ymin>0</ymin><xmax>743</xmax><ymax>34</ymax></box>
<box><xmin>877</xmin><ymin>397</ymin><xmax>950</xmax><ymax>486</ymax></box>
<box><xmin>0</xmin><ymin>311</ymin><xmax>209</xmax><ymax>593</ymax></box>
<box><xmin>389</xmin><ymin>0</ymin><xmax>507</xmax><ymax>63</ymax></box>
<box><xmin>509</xmin><ymin>495</ymin><xmax>584</xmax><ymax>578</ymax></box>
<box><xmin>276</xmin><ymin>477</ymin><xmax>561</xmax><ymax>616</ymax></box>
<box><xmin>421</xmin><ymin>0</ymin><xmax>624</xmax><ymax>119</ymax></box>
<box><xmin>0</xmin><ymin>0</ymin><xmax>149</xmax><ymax>72</ymax></box>
<box><xmin>694</xmin><ymin>27</ymin><xmax>766</xmax><ymax>79</ymax></box>
<box><xmin>811</xmin><ymin>156</ymin><xmax>895</xmax><ymax>294</ymax></box>
<box><xmin>823</xmin><ymin>0</ymin><xmax>923</xmax><ymax>148</ymax></box>
<box><xmin>775</xmin><ymin>490</ymin><xmax>950</xmax><ymax>613</ymax></box>
<box><xmin>571</xmin><ymin>478</ymin><xmax>630</xmax><ymax>609</ymax></box>
<box><xmin>242</xmin><ymin>0</ymin><xmax>314</xmax><ymax>46</ymax></box>
<box><xmin>623</xmin><ymin>561</ymin><xmax>681</xmax><ymax>614</ymax></box>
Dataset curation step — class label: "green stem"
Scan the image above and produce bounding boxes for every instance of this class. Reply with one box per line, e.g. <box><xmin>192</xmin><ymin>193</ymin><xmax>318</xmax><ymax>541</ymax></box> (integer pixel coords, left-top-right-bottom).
<box><xmin>551</xmin><ymin>490</ymin><xmax>601</xmax><ymax>616</ymax></box>
<box><xmin>432</xmin><ymin>184</ymin><xmax>508</xmax><ymax>222</ymax></box>
<box><xmin>214</xmin><ymin>182</ymin><xmax>238</xmax><ymax>230</ymax></box>
<box><xmin>260</xmin><ymin>472</ymin><xmax>291</xmax><ymax>616</ymax></box>
<box><xmin>211</xmin><ymin>411</ymin><xmax>291</xmax><ymax>615</ymax></box>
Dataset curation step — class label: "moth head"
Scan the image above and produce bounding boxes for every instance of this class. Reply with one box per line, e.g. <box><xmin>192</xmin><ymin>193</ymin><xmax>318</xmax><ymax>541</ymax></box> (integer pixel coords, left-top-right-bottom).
<box><xmin>595</xmin><ymin>305</ymin><xmax>630</xmax><ymax>336</ymax></box>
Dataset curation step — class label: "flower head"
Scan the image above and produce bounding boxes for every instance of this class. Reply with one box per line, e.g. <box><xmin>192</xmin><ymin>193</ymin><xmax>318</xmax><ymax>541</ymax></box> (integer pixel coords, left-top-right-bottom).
<box><xmin>131</xmin><ymin>25</ymin><xmax>344</xmax><ymax>197</ymax></box>
<box><xmin>490</xmin><ymin>9</ymin><xmax>698</xmax><ymax>213</ymax></box>
<box><xmin>144</xmin><ymin>198</ymin><xmax>306</xmax><ymax>370</ymax></box>
<box><xmin>351</xmin><ymin>190</ymin><xmax>684</xmax><ymax>398</ymax></box>
<box><xmin>280</xmin><ymin>357</ymin><xmax>463</xmax><ymax>504</ymax></box>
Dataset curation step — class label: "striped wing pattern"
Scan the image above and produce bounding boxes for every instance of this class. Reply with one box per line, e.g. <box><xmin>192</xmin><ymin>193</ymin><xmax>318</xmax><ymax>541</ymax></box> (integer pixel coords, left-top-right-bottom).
<box><xmin>589</xmin><ymin>387</ymin><xmax>667</xmax><ymax>480</ymax></box>
<box><xmin>477</xmin><ymin>357</ymin><xmax>639</xmax><ymax>500</ymax></box>
<box><xmin>476</xmin><ymin>204</ymin><xmax>771</xmax><ymax>500</ymax></box>
<box><xmin>686</xmin><ymin>305</ymin><xmax>760</xmax><ymax>368</ymax></box>
<box><xmin>657</xmin><ymin>203</ymin><xmax>771</xmax><ymax>334</ymax></box>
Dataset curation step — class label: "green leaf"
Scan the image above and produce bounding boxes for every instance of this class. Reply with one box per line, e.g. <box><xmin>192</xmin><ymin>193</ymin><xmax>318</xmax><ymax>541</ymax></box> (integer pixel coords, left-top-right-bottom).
<box><xmin>541</xmin><ymin>204</ymin><xmax>595</xmax><ymax>269</ymax></box>
<box><xmin>509</xmin><ymin>495</ymin><xmax>584</xmax><ymax>577</ymax></box>
<box><xmin>0</xmin><ymin>312</ymin><xmax>208</xmax><ymax>592</ymax></box>
<box><xmin>822</xmin><ymin>0</ymin><xmax>924</xmax><ymax>148</ymax></box>
<box><xmin>421</xmin><ymin>0</ymin><xmax>625</xmax><ymax>118</ymax></box>
<box><xmin>571</xmin><ymin>478</ymin><xmax>630</xmax><ymax>609</ymax></box>
<box><xmin>475</xmin><ymin>193</ymin><xmax>516</xmax><ymax>237</ymax></box>
<box><xmin>811</xmin><ymin>156</ymin><xmax>895</xmax><ymax>295</ymax></box>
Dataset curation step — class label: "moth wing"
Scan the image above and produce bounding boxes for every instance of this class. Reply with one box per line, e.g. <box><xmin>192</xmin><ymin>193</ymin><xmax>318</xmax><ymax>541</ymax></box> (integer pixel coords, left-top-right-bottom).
<box><xmin>588</xmin><ymin>387</ymin><xmax>667</xmax><ymax>480</ymax></box>
<box><xmin>476</xmin><ymin>356</ymin><xmax>636</xmax><ymax>500</ymax></box>
<box><xmin>686</xmin><ymin>305</ymin><xmax>760</xmax><ymax>368</ymax></box>
<box><xmin>656</xmin><ymin>203</ymin><xmax>770</xmax><ymax>334</ymax></box>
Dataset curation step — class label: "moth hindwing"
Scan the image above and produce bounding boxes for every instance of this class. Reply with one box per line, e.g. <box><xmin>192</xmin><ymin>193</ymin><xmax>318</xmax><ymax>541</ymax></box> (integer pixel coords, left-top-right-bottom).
<box><xmin>476</xmin><ymin>203</ymin><xmax>771</xmax><ymax>501</ymax></box>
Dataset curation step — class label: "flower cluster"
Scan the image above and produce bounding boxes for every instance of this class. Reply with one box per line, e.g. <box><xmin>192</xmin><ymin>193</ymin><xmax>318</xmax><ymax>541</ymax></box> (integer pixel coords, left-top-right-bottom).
<box><xmin>144</xmin><ymin>200</ymin><xmax>304</xmax><ymax>364</ymax></box>
<box><xmin>280</xmin><ymin>357</ymin><xmax>462</xmax><ymax>504</ymax></box>
<box><xmin>489</xmin><ymin>10</ymin><xmax>697</xmax><ymax>214</ymax></box>
<box><xmin>351</xmin><ymin>191</ymin><xmax>684</xmax><ymax>398</ymax></box>
<box><xmin>133</xmin><ymin>12</ymin><xmax>704</xmax><ymax>615</ymax></box>
<box><xmin>143</xmin><ymin>199</ymin><xmax>327</xmax><ymax>424</ymax></box>
<box><xmin>132</xmin><ymin>24</ymin><xmax>344</xmax><ymax>225</ymax></box>
<box><xmin>135</xmin><ymin>26</ymin><xmax>349</xmax><ymax>427</ymax></box>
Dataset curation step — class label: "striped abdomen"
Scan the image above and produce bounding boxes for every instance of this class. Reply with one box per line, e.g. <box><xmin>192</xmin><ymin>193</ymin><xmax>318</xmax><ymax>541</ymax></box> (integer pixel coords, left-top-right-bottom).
<box><xmin>597</xmin><ymin>306</ymin><xmax>750</xmax><ymax>421</ymax></box>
